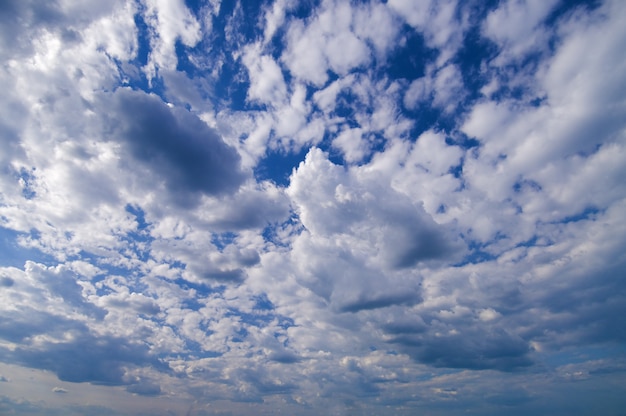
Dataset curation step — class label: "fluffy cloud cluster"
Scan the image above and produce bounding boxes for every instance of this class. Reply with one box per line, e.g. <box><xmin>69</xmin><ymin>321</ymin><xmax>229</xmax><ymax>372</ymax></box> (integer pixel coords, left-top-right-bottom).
<box><xmin>1</xmin><ymin>0</ymin><xmax>625</xmax><ymax>414</ymax></box>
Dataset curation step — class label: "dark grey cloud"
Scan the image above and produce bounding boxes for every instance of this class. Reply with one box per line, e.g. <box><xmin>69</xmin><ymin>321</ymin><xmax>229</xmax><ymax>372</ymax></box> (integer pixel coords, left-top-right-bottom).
<box><xmin>388</xmin><ymin>326</ymin><xmax>532</xmax><ymax>371</ymax></box>
<box><xmin>235</xmin><ymin>367</ymin><xmax>297</xmax><ymax>395</ymax></box>
<box><xmin>0</xmin><ymin>307</ymin><xmax>85</xmax><ymax>344</ymax></box>
<box><xmin>126</xmin><ymin>381</ymin><xmax>162</xmax><ymax>396</ymax></box>
<box><xmin>111</xmin><ymin>88</ymin><xmax>246</xmax><ymax>205</ymax></box>
<box><xmin>268</xmin><ymin>350</ymin><xmax>301</xmax><ymax>364</ymax></box>
<box><xmin>388</xmin><ymin>220</ymin><xmax>457</xmax><ymax>269</ymax></box>
<box><xmin>516</xmin><ymin>245</ymin><xmax>626</xmax><ymax>348</ymax></box>
<box><xmin>201</xmin><ymin>268</ymin><xmax>246</xmax><ymax>283</ymax></box>
<box><xmin>29</xmin><ymin>264</ymin><xmax>106</xmax><ymax>319</ymax></box>
<box><xmin>338</xmin><ymin>291</ymin><xmax>419</xmax><ymax>313</ymax></box>
<box><xmin>207</xmin><ymin>191</ymin><xmax>290</xmax><ymax>231</ymax></box>
<box><xmin>4</xmin><ymin>332</ymin><xmax>163</xmax><ymax>385</ymax></box>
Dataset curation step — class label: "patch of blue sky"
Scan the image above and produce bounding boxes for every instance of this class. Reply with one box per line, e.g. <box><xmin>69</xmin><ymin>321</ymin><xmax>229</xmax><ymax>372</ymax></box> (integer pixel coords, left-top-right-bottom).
<box><xmin>275</xmin><ymin>316</ymin><xmax>296</xmax><ymax>331</ymax></box>
<box><xmin>181</xmin><ymin>342</ymin><xmax>223</xmax><ymax>359</ymax></box>
<box><xmin>329</xmin><ymin>89</ymin><xmax>370</xmax><ymax>123</ymax></box>
<box><xmin>173</xmin><ymin>277</ymin><xmax>224</xmax><ymax>297</ymax></box>
<box><xmin>513</xmin><ymin>178</ymin><xmax>543</xmax><ymax>193</ymax></box>
<box><xmin>182</xmin><ymin>0</ymin><xmax>207</xmax><ymax>16</ymax></box>
<box><xmin>554</xmin><ymin>206</ymin><xmax>602</xmax><ymax>224</ymax></box>
<box><xmin>210</xmin><ymin>231</ymin><xmax>238</xmax><ymax>251</ymax></box>
<box><xmin>253</xmin><ymin>293</ymin><xmax>275</xmax><ymax>311</ymax></box>
<box><xmin>124</xmin><ymin>204</ymin><xmax>150</xmax><ymax>231</ymax></box>
<box><xmin>214</xmin><ymin>60</ymin><xmax>250</xmax><ymax>111</ymax></box>
<box><xmin>545</xmin><ymin>0</ymin><xmax>603</xmax><ymax>27</ymax></box>
<box><xmin>514</xmin><ymin>235</ymin><xmax>540</xmax><ymax>249</ymax></box>
<box><xmin>383</xmin><ymin>28</ymin><xmax>435</xmax><ymax>81</ymax></box>
<box><xmin>447</xmin><ymin>132</ymin><xmax>480</xmax><ymax>149</ymax></box>
<box><xmin>261</xmin><ymin>214</ymin><xmax>303</xmax><ymax>247</ymax></box>
<box><xmin>16</xmin><ymin>167</ymin><xmax>37</xmax><ymax>200</ymax></box>
<box><xmin>254</xmin><ymin>146</ymin><xmax>309</xmax><ymax>186</ymax></box>
<box><xmin>454</xmin><ymin>26</ymin><xmax>498</xmax><ymax>101</ymax></box>
<box><xmin>454</xmin><ymin>238</ymin><xmax>500</xmax><ymax>266</ymax></box>
<box><xmin>404</xmin><ymin>105</ymin><xmax>449</xmax><ymax>138</ymax></box>
<box><xmin>0</xmin><ymin>227</ymin><xmax>55</xmax><ymax>268</ymax></box>
<box><xmin>117</xmin><ymin>233</ymin><xmax>152</xmax><ymax>263</ymax></box>
<box><xmin>123</xmin><ymin>9</ymin><xmax>154</xmax><ymax>93</ymax></box>
<box><xmin>227</xmin><ymin>308</ymin><xmax>275</xmax><ymax>329</ymax></box>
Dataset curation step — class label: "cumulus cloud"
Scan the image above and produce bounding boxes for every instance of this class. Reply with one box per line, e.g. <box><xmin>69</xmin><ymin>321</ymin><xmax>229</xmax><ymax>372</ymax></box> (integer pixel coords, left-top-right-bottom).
<box><xmin>110</xmin><ymin>87</ymin><xmax>246</xmax><ymax>203</ymax></box>
<box><xmin>141</xmin><ymin>0</ymin><xmax>202</xmax><ymax>81</ymax></box>
<box><xmin>52</xmin><ymin>387</ymin><xmax>68</xmax><ymax>393</ymax></box>
<box><xmin>404</xmin><ymin>63</ymin><xmax>466</xmax><ymax>112</ymax></box>
<box><xmin>281</xmin><ymin>0</ymin><xmax>372</xmax><ymax>85</ymax></box>
<box><xmin>289</xmin><ymin>148</ymin><xmax>459</xmax><ymax>269</ymax></box>
<box><xmin>1</xmin><ymin>0</ymin><xmax>625</xmax><ymax>414</ymax></box>
<box><xmin>483</xmin><ymin>0</ymin><xmax>559</xmax><ymax>65</ymax></box>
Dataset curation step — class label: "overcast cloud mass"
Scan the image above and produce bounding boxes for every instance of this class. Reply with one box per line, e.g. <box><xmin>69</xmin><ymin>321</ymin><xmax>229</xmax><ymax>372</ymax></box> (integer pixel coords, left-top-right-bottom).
<box><xmin>1</xmin><ymin>0</ymin><xmax>625</xmax><ymax>414</ymax></box>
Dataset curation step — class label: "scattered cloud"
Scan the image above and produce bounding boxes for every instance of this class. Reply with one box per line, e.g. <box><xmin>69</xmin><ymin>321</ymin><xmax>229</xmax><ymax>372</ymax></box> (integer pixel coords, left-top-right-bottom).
<box><xmin>1</xmin><ymin>0</ymin><xmax>625</xmax><ymax>414</ymax></box>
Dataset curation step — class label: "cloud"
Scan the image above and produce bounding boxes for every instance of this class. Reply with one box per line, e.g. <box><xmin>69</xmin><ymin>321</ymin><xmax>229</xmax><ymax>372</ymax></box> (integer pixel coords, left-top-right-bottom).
<box><xmin>281</xmin><ymin>1</ymin><xmax>372</xmax><ymax>85</ymax></box>
<box><xmin>126</xmin><ymin>380</ymin><xmax>162</xmax><ymax>396</ymax></box>
<box><xmin>404</xmin><ymin>64</ymin><xmax>466</xmax><ymax>113</ymax></box>
<box><xmin>141</xmin><ymin>0</ymin><xmax>202</xmax><ymax>82</ymax></box>
<box><xmin>338</xmin><ymin>292</ymin><xmax>419</xmax><ymax>314</ymax></box>
<box><xmin>389</xmin><ymin>326</ymin><xmax>533</xmax><ymax>371</ymax></box>
<box><xmin>483</xmin><ymin>0</ymin><xmax>559</xmax><ymax>65</ymax></box>
<box><xmin>3</xmin><ymin>333</ymin><xmax>160</xmax><ymax>385</ymax></box>
<box><xmin>387</xmin><ymin>0</ymin><xmax>466</xmax><ymax>64</ymax></box>
<box><xmin>242</xmin><ymin>44</ymin><xmax>288</xmax><ymax>107</ymax></box>
<box><xmin>110</xmin><ymin>88</ymin><xmax>246</xmax><ymax>204</ymax></box>
<box><xmin>1</xmin><ymin>0</ymin><xmax>626</xmax><ymax>414</ymax></box>
<box><xmin>288</xmin><ymin>148</ymin><xmax>459</xmax><ymax>270</ymax></box>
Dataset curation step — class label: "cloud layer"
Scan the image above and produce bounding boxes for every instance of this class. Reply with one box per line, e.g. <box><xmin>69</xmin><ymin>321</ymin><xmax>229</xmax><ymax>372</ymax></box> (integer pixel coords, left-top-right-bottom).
<box><xmin>1</xmin><ymin>0</ymin><xmax>625</xmax><ymax>414</ymax></box>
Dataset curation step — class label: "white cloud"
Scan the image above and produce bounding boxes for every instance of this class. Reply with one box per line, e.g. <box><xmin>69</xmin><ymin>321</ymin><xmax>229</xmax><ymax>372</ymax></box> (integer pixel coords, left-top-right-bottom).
<box><xmin>312</xmin><ymin>74</ymin><xmax>355</xmax><ymax>113</ymax></box>
<box><xmin>483</xmin><ymin>0</ymin><xmax>559</xmax><ymax>65</ymax></box>
<box><xmin>142</xmin><ymin>0</ymin><xmax>202</xmax><ymax>82</ymax></box>
<box><xmin>281</xmin><ymin>0</ymin><xmax>372</xmax><ymax>85</ymax></box>
<box><xmin>388</xmin><ymin>0</ymin><xmax>466</xmax><ymax>64</ymax></box>
<box><xmin>242</xmin><ymin>43</ymin><xmax>288</xmax><ymax>106</ymax></box>
<box><xmin>332</xmin><ymin>127</ymin><xmax>369</xmax><ymax>163</ymax></box>
<box><xmin>262</xmin><ymin>0</ymin><xmax>296</xmax><ymax>45</ymax></box>
<box><xmin>281</xmin><ymin>19</ymin><xmax>328</xmax><ymax>86</ymax></box>
<box><xmin>460</xmin><ymin>0</ymin><xmax>626</xmax><ymax>236</ymax></box>
<box><xmin>404</xmin><ymin>63</ymin><xmax>466</xmax><ymax>112</ymax></box>
<box><xmin>353</xmin><ymin>1</ymin><xmax>401</xmax><ymax>58</ymax></box>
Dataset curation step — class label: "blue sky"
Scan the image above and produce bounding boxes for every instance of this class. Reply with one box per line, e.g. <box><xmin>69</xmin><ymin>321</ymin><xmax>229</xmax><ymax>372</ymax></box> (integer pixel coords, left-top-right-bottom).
<box><xmin>1</xmin><ymin>0</ymin><xmax>625</xmax><ymax>414</ymax></box>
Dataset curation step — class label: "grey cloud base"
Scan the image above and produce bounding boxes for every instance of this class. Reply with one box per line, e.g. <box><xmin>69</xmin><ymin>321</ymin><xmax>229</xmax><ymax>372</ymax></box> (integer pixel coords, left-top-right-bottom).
<box><xmin>110</xmin><ymin>88</ymin><xmax>246</xmax><ymax>204</ymax></box>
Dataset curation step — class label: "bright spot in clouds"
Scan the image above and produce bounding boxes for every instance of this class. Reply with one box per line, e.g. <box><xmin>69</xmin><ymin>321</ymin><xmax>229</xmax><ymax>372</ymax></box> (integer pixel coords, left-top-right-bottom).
<box><xmin>1</xmin><ymin>0</ymin><xmax>626</xmax><ymax>414</ymax></box>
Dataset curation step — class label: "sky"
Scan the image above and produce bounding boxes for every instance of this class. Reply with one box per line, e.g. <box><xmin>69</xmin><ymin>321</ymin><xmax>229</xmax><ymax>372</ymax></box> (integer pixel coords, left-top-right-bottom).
<box><xmin>0</xmin><ymin>0</ymin><xmax>625</xmax><ymax>414</ymax></box>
